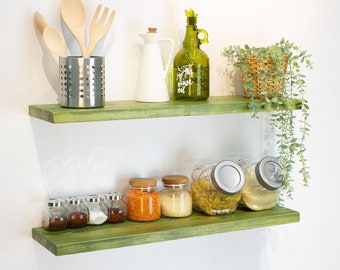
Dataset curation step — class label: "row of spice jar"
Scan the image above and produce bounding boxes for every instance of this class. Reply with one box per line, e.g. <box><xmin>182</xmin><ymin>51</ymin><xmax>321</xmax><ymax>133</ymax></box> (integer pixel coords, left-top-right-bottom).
<box><xmin>42</xmin><ymin>156</ymin><xmax>284</xmax><ymax>231</ymax></box>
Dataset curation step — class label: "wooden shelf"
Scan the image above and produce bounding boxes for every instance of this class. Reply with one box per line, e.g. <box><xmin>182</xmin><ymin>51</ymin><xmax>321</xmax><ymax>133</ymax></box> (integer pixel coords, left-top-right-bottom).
<box><xmin>28</xmin><ymin>96</ymin><xmax>301</xmax><ymax>124</ymax></box>
<box><xmin>32</xmin><ymin>206</ymin><xmax>299</xmax><ymax>256</ymax></box>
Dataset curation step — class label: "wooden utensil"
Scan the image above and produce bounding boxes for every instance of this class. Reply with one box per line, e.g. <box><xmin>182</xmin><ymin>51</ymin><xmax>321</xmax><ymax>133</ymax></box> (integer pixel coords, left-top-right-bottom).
<box><xmin>60</xmin><ymin>0</ymin><xmax>88</xmax><ymax>57</ymax></box>
<box><xmin>43</xmin><ymin>26</ymin><xmax>67</xmax><ymax>57</ymax></box>
<box><xmin>87</xmin><ymin>5</ymin><xmax>115</xmax><ymax>57</ymax></box>
<box><xmin>34</xmin><ymin>12</ymin><xmax>48</xmax><ymax>35</ymax></box>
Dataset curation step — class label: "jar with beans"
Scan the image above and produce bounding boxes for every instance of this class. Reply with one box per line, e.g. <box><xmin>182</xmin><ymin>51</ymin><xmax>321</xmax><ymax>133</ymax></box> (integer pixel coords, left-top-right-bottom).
<box><xmin>104</xmin><ymin>192</ymin><xmax>127</xmax><ymax>223</ymax></box>
<box><xmin>127</xmin><ymin>178</ymin><xmax>161</xmax><ymax>221</ymax></box>
<box><xmin>160</xmin><ymin>175</ymin><xmax>192</xmax><ymax>218</ymax></box>
<box><xmin>65</xmin><ymin>197</ymin><xmax>89</xmax><ymax>228</ymax></box>
<box><xmin>191</xmin><ymin>160</ymin><xmax>245</xmax><ymax>215</ymax></box>
<box><xmin>41</xmin><ymin>199</ymin><xmax>68</xmax><ymax>231</ymax></box>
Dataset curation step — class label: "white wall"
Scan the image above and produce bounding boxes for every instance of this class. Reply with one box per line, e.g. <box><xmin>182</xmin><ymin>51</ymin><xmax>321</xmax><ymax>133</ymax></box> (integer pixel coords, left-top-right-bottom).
<box><xmin>1</xmin><ymin>0</ymin><xmax>339</xmax><ymax>269</ymax></box>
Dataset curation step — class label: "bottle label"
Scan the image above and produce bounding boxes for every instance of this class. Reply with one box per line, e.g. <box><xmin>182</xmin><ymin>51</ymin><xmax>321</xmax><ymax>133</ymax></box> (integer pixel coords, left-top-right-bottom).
<box><xmin>175</xmin><ymin>64</ymin><xmax>193</xmax><ymax>94</ymax></box>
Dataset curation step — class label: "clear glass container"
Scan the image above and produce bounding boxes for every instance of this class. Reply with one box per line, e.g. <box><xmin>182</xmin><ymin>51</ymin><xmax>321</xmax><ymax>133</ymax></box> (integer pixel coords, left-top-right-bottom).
<box><xmin>160</xmin><ymin>175</ymin><xmax>192</xmax><ymax>218</ymax></box>
<box><xmin>241</xmin><ymin>156</ymin><xmax>284</xmax><ymax>211</ymax></box>
<box><xmin>173</xmin><ymin>9</ymin><xmax>209</xmax><ymax>100</ymax></box>
<box><xmin>41</xmin><ymin>199</ymin><xmax>68</xmax><ymax>231</ymax></box>
<box><xmin>84</xmin><ymin>195</ymin><xmax>108</xmax><ymax>225</ymax></box>
<box><xmin>65</xmin><ymin>197</ymin><xmax>89</xmax><ymax>228</ymax></box>
<box><xmin>104</xmin><ymin>192</ymin><xmax>127</xmax><ymax>223</ymax></box>
<box><xmin>191</xmin><ymin>160</ymin><xmax>245</xmax><ymax>215</ymax></box>
<box><xmin>127</xmin><ymin>178</ymin><xmax>161</xmax><ymax>221</ymax></box>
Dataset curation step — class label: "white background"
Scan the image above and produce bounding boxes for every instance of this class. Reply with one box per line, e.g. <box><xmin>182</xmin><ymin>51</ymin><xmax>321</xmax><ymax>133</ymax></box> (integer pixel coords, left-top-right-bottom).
<box><xmin>0</xmin><ymin>0</ymin><xmax>339</xmax><ymax>269</ymax></box>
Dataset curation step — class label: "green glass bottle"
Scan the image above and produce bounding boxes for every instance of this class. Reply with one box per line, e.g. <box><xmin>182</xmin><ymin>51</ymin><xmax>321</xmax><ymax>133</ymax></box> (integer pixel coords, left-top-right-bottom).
<box><xmin>173</xmin><ymin>9</ymin><xmax>209</xmax><ymax>100</ymax></box>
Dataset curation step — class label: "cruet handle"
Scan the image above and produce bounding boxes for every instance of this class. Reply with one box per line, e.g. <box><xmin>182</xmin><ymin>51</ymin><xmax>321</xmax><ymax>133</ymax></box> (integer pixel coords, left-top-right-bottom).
<box><xmin>159</xmin><ymin>38</ymin><xmax>174</xmax><ymax>79</ymax></box>
<box><xmin>197</xmin><ymin>29</ymin><xmax>209</xmax><ymax>45</ymax></box>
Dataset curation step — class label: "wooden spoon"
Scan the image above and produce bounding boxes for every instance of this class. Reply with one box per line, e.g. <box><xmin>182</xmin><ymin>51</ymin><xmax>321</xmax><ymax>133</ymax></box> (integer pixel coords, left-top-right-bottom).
<box><xmin>43</xmin><ymin>26</ymin><xmax>67</xmax><ymax>57</ymax></box>
<box><xmin>34</xmin><ymin>12</ymin><xmax>48</xmax><ymax>35</ymax></box>
<box><xmin>60</xmin><ymin>0</ymin><xmax>88</xmax><ymax>57</ymax></box>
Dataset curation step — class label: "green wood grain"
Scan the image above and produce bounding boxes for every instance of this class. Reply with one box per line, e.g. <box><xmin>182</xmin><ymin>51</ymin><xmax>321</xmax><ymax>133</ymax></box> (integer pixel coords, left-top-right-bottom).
<box><xmin>28</xmin><ymin>96</ymin><xmax>300</xmax><ymax>124</ymax></box>
<box><xmin>32</xmin><ymin>206</ymin><xmax>299</xmax><ymax>256</ymax></box>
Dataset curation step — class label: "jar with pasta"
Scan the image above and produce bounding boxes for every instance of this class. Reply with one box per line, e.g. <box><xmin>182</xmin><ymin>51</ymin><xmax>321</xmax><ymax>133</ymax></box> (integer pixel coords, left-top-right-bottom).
<box><xmin>241</xmin><ymin>156</ymin><xmax>284</xmax><ymax>211</ymax></box>
<box><xmin>191</xmin><ymin>160</ymin><xmax>245</xmax><ymax>215</ymax></box>
<box><xmin>127</xmin><ymin>178</ymin><xmax>161</xmax><ymax>221</ymax></box>
<box><xmin>160</xmin><ymin>175</ymin><xmax>192</xmax><ymax>218</ymax></box>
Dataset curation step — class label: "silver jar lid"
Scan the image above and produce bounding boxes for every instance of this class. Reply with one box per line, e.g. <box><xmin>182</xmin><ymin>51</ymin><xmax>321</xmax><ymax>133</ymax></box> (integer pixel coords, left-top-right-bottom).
<box><xmin>86</xmin><ymin>195</ymin><xmax>102</xmax><ymax>203</ymax></box>
<box><xmin>255</xmin><ymin>156</ymin><xmax>284</xmax><ymax>190</ymax></box>
<box><xmin>47</xmin><ymin>199</ymin><xmax>63</xmax><ymax>207</ymax></box>
<box><xmin>106</xmin><ymin>192</ymin><xmax>124</xmax><ymax>201</ymax></box>
<box><xmin>211</xmin><ymin>160</ymin><xmax>245</xmax><ymax>195</ymax></box>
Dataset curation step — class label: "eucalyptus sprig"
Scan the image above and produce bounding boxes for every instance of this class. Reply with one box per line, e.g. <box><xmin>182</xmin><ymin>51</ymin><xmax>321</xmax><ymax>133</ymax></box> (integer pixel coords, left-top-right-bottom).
<box><xmin>222</xmin><ymin>38</ymin><xmax>313</xmax><ymax>198</ymax></box>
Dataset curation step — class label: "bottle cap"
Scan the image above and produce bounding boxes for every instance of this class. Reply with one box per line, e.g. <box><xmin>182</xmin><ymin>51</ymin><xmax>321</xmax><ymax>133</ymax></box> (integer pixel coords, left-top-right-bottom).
<box><xmin>255</xmin><ymin>156</ymin><xmax>284</xmax><ymax>190</ymax></box>
<box><xmin>211</xmin><ymin>160</ymin><xmax>245</xmax><ymax>195</ymax></box>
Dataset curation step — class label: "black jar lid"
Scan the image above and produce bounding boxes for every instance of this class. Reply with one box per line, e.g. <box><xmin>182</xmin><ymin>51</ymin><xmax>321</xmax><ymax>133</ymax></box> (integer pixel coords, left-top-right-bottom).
<box><xmin>255</xmin><ymin>156</ymin><xmax>284</xmax><ymax>190</ymax></box>
<box><xmin>211</xmin><ymin>160</ymin><xmax>245</xmax><ymax>195</ymax></box>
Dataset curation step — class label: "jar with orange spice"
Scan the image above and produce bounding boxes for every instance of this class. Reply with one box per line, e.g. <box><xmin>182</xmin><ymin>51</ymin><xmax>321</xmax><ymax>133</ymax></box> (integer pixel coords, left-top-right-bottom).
<box><xmin>127</xmin><ymin>178</ymin><xmax>161</xmax><ymax>221</ymax></box>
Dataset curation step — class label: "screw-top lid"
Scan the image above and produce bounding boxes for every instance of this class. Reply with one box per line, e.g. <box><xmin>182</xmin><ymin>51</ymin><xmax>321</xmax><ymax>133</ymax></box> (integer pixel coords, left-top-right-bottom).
<box><xmin>162</xmin><ymin>175</ymin><xmax>189</xmax><ymax>186</ymax></box>
<box><xmin>211</xmin><ymin>160</ymin><xmax>245</xmax><ymax>195</ymax></box>
<box><xmin>129</xmin><ymin>178</ymin><xmax>157</xmax><ymax>188</ymax></box>
<box><xmin>47</xmin><ymin>199</ymin><xmax>63</xmax><ymax>207</ymax></box>
<box><xmin>255</xmin><ymin>156</ymin><xmax>284</xmax><ymax>190</ymax></box>
<box><xmin>106</xmin><ymin>192</ymin><xmax>124</xmax><ymax>201</ymax></box>
<box><xmin>86</xmin><ymin>195</ymin><xmax>102</xmax><ymax>203</ymax></box>
<box><xmin>67</xmin><ymin>197</ymin><xmax>82</xmax><ymax>205</ymax></box>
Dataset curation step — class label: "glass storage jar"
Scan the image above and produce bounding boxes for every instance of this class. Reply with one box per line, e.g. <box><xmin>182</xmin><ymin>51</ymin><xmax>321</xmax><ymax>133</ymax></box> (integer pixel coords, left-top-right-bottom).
<box><xmin>41</xmin><ymin>199</ymin><xmax>68</xmax><ymax>231</ymax></box>
<box><xmin>84</xmin><ymin>195</ymin><xmax>108</xmax><ymax>225</ymax></box>
<box><xmin>241</xmin><ymin>156</ymin><xmax>284</xmax><ymax>211</ymax></box>
<box><xmin>104</xmin><ymin>192</ymin><xmax>127</xmax><ymax>223</ymax></box>
<box><xmin>191</xmin><ymin>160</ymin><xmax>245</xmax><ymax>215</ymax></box>
<box><xmin>65</xmin><ymin>197</ymin><xmax>89</xmax><ymax>228</ymax></box>
<box><xmin>127</xmin><ymin>178</ymin><xmax>161</xmax><ymax>221</ymax></box>
<box><xmin>160</xmin><ymin>175</ymin><xmax>192</xmax><ymax>218</ymax></box>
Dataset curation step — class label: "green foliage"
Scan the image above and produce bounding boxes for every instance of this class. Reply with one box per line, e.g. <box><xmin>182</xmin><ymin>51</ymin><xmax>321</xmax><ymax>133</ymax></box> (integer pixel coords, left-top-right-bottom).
<box><xmin>222</xmin><ymin>38</ymin><xmax>313</xmax><ymax>198</ymax></box>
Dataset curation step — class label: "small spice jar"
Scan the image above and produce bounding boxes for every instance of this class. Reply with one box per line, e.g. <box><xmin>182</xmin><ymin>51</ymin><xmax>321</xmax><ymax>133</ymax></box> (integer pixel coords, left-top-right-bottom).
<box><xmin>160</xmin><ymin>175</ymin><xmax>192</xmax><ymax>218</ymax></box>
<box><xmin>84</xmin><ymin>195</ymin><xmax>108</xmax><ymax>225</ymax></box>
<box><xmin>104</xmin><ymin>192</ymin><xmax>127</xmax><ymax>223</ymax></box>
<box><xmin>65</xmin><ymin>197</ymin><xmax>89</xmax><ymax>228</ymax></box>
<box><xmin>191</xmin><ymin>160</ymin><xmax>245</xmax><ymax>215</ymax></box>
<box><xmin>241</xmin><ymin>156</ymin><xmax>284</xmax><ymax>211</ymax></box>
<box><xmin>127</xmin><ymin>178</ymin><xmax>161</xmax><ymax>221</ymax></box>
<box><xmin>41</xmin><ymin>199</ymin><xmax>68</xmax><ymax>231</ymax></box>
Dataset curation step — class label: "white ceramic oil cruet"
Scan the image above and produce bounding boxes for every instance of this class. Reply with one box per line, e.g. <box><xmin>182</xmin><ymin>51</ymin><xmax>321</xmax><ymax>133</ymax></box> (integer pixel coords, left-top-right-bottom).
<box><xmin>136</xmin><ymin>27</ymin><xmax>174</xmax><ymax>102</ymax></box>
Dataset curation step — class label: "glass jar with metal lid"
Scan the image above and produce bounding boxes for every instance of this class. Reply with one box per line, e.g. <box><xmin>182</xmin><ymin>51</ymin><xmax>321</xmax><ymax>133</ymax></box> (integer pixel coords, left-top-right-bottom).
<box><xmin>127</xmin><ymin>178</ymin><xmax>161</xmax><ymax>221</ymax></box>
<box><xmin>191</xmin><ymin>160</ymin><xmax>245</xmax><ymax>215</ymax></box>
<box><xmin>160</xmin><ymin>175</ymin><xmax>192</xmax><ymax>218</ymax></box>
<box><xmin>65</xmin><ymin>197</ymin><xmax>89</xmax><ymax>228</ymax></box>
<box><xmin>84</xmin><ymin>195</ymin><xmax>108</xmax><ymax>225</ymax></box>
<box><xmin>241</xmin><ymin>156</ymin><xmax>284</xmax><ymax>211</ymax></box>
<box><xmin>104</xmin><ymin>192</ymin><xmax>127</xmax><ymax>223</ymax></box>
<box><xmin>41</xmin><ymin>199</ymin><xmax>68</xmax><ymax>231</ymax></box>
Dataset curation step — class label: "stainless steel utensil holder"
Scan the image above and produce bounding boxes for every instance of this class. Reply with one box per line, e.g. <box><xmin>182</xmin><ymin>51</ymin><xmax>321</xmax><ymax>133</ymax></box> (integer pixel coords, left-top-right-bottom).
<box><xmin>59</xmin><ymin>56</ymin><xmax>105</xmax><ymax>108</ymax></box>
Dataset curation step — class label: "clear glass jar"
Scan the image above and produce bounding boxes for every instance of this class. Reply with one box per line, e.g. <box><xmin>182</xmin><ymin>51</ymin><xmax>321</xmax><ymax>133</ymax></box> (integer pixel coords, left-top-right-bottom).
<box><xmin>127</xmin><ymin>178</ymin><xmax>161</xmax><ymax>221</ymax></box>
<box><xmin>241</xmin><ymin>156</ymin><xmax>284</xmax><ymax>211</ymax></box>
<box><xmin>104</xmin><ymin>192</ymin><xmax>127</xmax><ymax>223</ymax></box>
<box><xmin>65</xmin><ymin>197</ymin><xmax>89</xmax><ymax>228</ymax></box>
<box><xmin>41</xmin><ymin>199</ymin><xmax>68</xmax><ymax>231</ymax></box>
<box><xmin>84</xmin><ymin>195</ymin><xmax>108</xmax><ymax>225</ymax></box>
<box><xmin>191</xmin><ymin>160</ymin><xmax>245</xmax><ymax>215</ymax></box>
<box><xmin>160</xmin><ymin>175</ymin><xmax>192</xmax><ymax>218</ymax></box>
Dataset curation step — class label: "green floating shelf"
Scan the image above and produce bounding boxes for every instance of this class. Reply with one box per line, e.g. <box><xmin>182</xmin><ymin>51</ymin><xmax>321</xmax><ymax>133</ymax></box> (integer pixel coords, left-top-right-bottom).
<box><xmin>32</xmin><ymin>206</ymin><xmax>299</xmax><ymax>256</ymax></box>
<box><xmin>28</xmin><ymin>96</ymin><xmax>300</xmax><ymax>124</ymax></box>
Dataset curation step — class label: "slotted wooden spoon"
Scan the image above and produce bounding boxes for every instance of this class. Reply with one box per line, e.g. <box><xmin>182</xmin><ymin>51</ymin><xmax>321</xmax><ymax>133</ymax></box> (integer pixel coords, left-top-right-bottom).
<box><xmin>60</xmin><ymin>0</ymin><xmax>88</xmax><ymax>57</ymax></box>
<box><xmin>87</xmin><ymin>5</ymin><xmax>115</xmax><ymax>57</ymax></box>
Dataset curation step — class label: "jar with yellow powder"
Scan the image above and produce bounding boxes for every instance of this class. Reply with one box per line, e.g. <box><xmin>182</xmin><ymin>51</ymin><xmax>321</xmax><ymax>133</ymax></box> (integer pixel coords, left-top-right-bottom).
<box><xmin>191</xmin><ymin>160</ymin><xmax>245</xmax><ymax>215</ymax></box>
<box><xmin>241</xmin><ymin>156</ymin><xmax>284</xmax><ymax>211</ymax></box>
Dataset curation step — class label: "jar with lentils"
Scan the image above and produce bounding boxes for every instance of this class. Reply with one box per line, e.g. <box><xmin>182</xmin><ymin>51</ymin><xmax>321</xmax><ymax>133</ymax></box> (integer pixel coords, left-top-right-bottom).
<box><xmin>127</xmin><ymin>178</ymin><xmax>161</xmax><ymax>221</ymax></box>
<box><xmin>160</xmin><ymin>175</ymin><xmax>192</xmax><ymax>218</ymax></box>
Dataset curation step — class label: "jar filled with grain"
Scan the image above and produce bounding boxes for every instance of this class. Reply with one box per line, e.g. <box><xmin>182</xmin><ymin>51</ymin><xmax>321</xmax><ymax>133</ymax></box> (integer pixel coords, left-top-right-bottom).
<box><xmin>84</xmin><ymin>195</ymin><xmax>108</xmax><ymax>225</ymax></box>
<box><xmin>241</xmin><ymin>156</ymin><xmax>284</xmax><ymax>211</ymax></box>
<box><xmin>65</xmin><ymin>197</ymin><xmax>89</xmax><ymax>228</ymax></box>
<box><xmin>104</xmin><ymin>192</ymin><xmax>127</xmax><ymax>223</ymax></box>
<box><xmin>160</xmin><ymin>175</ymin><xmax>192</xmax><ymax>218</ymax></box>
<box><xmin>41</xmin><ymin>199</ymin><xmax>68</xmax><ymax>231</ymax></box>
<box><xmin>191</xmin><ymin>160</ymin><xmax>245</xmax><ymax>215</ymax></box>
<box><xmin>127</xmin><ymin>178</ymin><xmax>161</xmax><ymax>221</ymax></box>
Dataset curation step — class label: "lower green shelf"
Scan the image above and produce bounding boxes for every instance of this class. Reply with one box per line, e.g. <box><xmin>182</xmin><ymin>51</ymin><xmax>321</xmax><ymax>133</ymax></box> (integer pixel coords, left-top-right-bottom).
<box><xmin>32</xmin><ymin>206</ymin><xmax>299</xmax><ymax>256</ymax></box>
